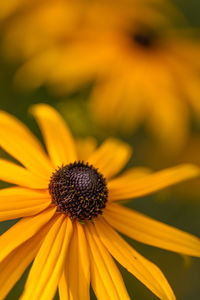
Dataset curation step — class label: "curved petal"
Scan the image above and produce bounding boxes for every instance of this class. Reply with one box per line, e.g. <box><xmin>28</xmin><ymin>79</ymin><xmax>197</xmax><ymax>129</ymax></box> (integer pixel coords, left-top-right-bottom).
<box><xmin>0</xmin><ymin>187</ymin><xmax>51</xmax><ymax>221</ymax></box>
<box><xmin>0</xmin><ymin>110</ymin><xmax>53</xmax><ymax>178</ymax></box>
<box><xmin>0</xmin><ymin>217</ymin><xmax>56</xmax><ymax>300</ymax></box>
<box><xmin>105</xmin><ymin>204</ymin><xmax>200</xmax><ymax>257</ymax></box>
<box><xmin>0</xmin><ymin>207</ymin><xmax>56</xmax><ymax>263</ymax></box>
<box><xmin>31</xmin><ymin>104</ymin><xmax>77</xmax><ymax>167</ymax></box>
<box><xmin>88</xmin><ymin>138</ymin><xmax>132</xmax><ymax>179</ymax></box>
<box><xmin>95</xmin><ymin>217</ymin><xmax>175</xmax><ymax>300</ymax></box>
<box><xmin>0</xmin><ymin>159</ymin><xmax>49</xmax><ymax>189</ymax></box>
<box><xmin>108</xmin><ymin>164</ymin><xmax>200</xmax><ymax>201</ymax></box>
<box><xmin>21</xmin><ymin>215</ymin><xmax>73</xmax><ymax>300</ymax></box>
<box><xmin>85</xmin><ymin>222</ymin><xmax>130</xmax><ymax>300</ymax></box>
<box><xmin>59</xmin><ymin>222</ymin><xmax>90</xmax><ymax>300</ymax></box>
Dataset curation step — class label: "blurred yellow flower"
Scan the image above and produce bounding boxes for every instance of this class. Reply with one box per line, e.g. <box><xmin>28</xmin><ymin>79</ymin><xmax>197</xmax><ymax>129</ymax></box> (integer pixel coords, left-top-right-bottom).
<box><xmin>0</xmin><ymin>0</ymin><xmax>199</xmax><ymax>153</ymax></box>
<box><xmin>0</xmin><ymin>104</ymin><xmax>200</xmax><ymax>300</ymax></box>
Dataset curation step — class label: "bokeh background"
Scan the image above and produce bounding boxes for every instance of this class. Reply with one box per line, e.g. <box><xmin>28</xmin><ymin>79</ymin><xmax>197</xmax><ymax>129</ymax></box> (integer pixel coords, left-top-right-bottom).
<box><xmin>0</xmin><ymin>0</ymin><xmax>200</xmax><ymax>299</ymax></box>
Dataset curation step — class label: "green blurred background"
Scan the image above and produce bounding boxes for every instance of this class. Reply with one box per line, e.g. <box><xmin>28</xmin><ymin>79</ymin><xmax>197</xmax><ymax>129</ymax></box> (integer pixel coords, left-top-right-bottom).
<box><xmin>0</xmin><ymin>0</ymin><xmax>200</xmax><ymax>299</ymax></box>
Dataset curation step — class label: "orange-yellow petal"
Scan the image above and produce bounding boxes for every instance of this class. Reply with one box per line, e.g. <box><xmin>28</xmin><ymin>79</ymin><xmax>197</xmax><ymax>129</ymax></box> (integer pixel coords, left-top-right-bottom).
<box><xmin>31</xmin><ymin>104</ymin><xmax>77</xmax><ymax>167</ymax></box>
<box><xmin>0</xmin><ymin>187</ymin><xmax>51</xmax><ymax>221</ymax></box>
<box><xmin>85</xmin><ymin>222</ymin><xmax>130</xmax><ymax>300</ymax></box>
<box><xmin>88</xmin><ymin>138</ymin><xmax>132</xmax><ymax>179</ymax></box>
<box><xmin>0</xmin><ymin>216</ymin><xmax>56</xmax><ymax>300</ymax></box>
<box><xmin>0</xmin><ymin>159</ymin><xmax>49</xmax><ymax>189</ymax></box>
<box><xmin>21</xmin><ymin>215</ymin><xmax>72</xmax><ymax>300</ymax></box>
<box><xmin>59</xmin><ymin>222</ymin><xmax>90</xmax><ymax>300</ymax></box>
<box><xmin>0</xmin><ymin>110</ymin><xmax>52</xmax><ymax>178</ymax></box>
<box><xmin>105</xmin><ymin>204</ymin><xmax>200</xmax><ymax>257</ymax></box>
<box><xmin>0</xmin><ymin>207</ymin><xmax>56</xmax><ymax>263</ymax></box>
<box><xmin>76</xmin><ymin>137</ymin><xmax>97</xmax><ymax>161</ymax></box>
<box><xmin>95</xmin><ymin>217</ymin><xmax>175</xmax><ymax>300</ymax></box>
<box><xmin>108</xmin><ymin>164</ymin><xmax>200</xmax><ymax>201</ymax></box>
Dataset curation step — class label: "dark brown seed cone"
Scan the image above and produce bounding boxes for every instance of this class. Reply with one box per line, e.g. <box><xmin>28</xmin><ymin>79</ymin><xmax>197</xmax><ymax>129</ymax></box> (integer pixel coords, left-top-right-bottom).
<box><xmin>49</xmin><ymin>161</ymin><xmax>108</xmax><ymax>221</ymax></box>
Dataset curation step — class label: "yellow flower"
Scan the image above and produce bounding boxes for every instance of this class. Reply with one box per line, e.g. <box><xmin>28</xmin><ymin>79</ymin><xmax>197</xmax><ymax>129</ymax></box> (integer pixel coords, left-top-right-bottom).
<box><xmin>1</xmin><ymin>1</ymin><xmax>199</xmax><ymax>153</ymax></box>
<box><xmin>0</xmin><ymin>104</ymin><xmax>200</xmax><ymax>300</ymax></box>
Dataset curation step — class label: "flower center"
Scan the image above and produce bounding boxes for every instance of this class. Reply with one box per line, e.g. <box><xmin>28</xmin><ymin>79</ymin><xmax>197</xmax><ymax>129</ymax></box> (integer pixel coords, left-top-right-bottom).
<box><xmin>49</xmin><ymin>161</ymin><xmax>108</xmax><ymax>221</ymax></box>
<box><xmin>130</xmin><ymin>27</ymin><xmax>158</xmax><ymax>49</ymax></box>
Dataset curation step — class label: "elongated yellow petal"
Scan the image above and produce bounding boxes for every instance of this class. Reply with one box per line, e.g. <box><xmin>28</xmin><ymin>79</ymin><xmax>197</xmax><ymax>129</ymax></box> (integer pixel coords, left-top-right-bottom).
<box><xmin>0</xmin><ymin>110</ymin><xmax>52</xmax><ymax>178</ymax></box>
<box><xmin>95</xmin><ymin>217</ymin><xmax>175</xmax><ymax>300</ymax></box>
<box><xmin>88</xmin><ymin>138</ymin><xmax>132</xmax><ymax>179</ymax></box>
<box><xmin>31</xmin><ymin>104</ymin><xmax>77</xmax><ymax>167</ymax></box>
<box><xmin>108</xmin><ymin>164</ymin><xmax>200</xmax><ymax>201</ymax></box>
<box><xmin>105</xmin><ymin>204</ymin><xmax>200</xmax><ymax>257</ymax></box>
<box><xmin>21</xmin><ymin>215</ymin><xmax>73</xmax><ymax>300</ymax></box>
<box><xmin>0</xmin><ymin>216</ymin><xmax>56</xmax><ymax>300</ymax></box>
<box><xmin>0</xmin><ymin>159</ymin><xmax>49</xmax><ymax>189</ymax></box>
<box><xmin>0</xmin><ymin>207</ymin><xmax>56</xmax><ymax>262</ymax></box>
<box><xmin>85</xmin><ymin>223</ymin><xmax>130</xmax><ymax>300</ymax></box>
<box><xmin>59</xmin><ymin>273</ymin><xmax>69</xmax><ymax>300</ymax></box>
<box><xmin>59</xmin><ymin>222</ymin><xmax>90</xmax><ymax>300</ymax></box>
<box><xmin>0</xmin><ymin>187</ymin><xmax>51</xmax><ymax>221</ymax></box>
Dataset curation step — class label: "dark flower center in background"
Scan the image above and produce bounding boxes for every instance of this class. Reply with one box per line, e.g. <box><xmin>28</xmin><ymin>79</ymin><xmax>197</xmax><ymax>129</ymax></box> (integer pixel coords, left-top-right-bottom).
<box><xmin>130</xmin><ymin>27</ymin><xmax>159</xmax><ymax>49</ymax></box>
<box><xmin>49</xmin><ymin>161</ymin><xmax>108</xmax><ymax>221</ymax></box>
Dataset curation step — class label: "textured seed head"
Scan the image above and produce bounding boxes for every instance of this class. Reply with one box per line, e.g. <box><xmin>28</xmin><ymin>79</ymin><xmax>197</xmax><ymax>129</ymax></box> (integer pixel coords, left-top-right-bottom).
<box><xmin>49</xmin><ymin>161</ymin><xmax>108</xmax><ymax>221</ymax></box>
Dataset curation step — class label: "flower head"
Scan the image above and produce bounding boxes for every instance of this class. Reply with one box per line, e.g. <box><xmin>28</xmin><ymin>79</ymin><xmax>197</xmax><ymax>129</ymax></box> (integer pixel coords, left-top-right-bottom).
<box><xmin>0</xmin><ymin>104</ymin><xmax>200</xmax><ymax>300</ymax></box>
<box><xmin>1</xmin><ymin>1</ymin><xmax>198</xmax><ymax>153</ymax></box>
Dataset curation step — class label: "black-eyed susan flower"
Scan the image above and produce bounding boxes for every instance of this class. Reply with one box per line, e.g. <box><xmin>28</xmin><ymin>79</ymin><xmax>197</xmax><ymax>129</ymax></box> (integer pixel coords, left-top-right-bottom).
<box><xmin>1</xmin><ymin>1</ymin><xmax>198</xmax><ymax>153</ymax></box>
<box><xmin>0</xmin><ymin>104</ymin><xmax>200</xmax><ymax>300</ymax></box>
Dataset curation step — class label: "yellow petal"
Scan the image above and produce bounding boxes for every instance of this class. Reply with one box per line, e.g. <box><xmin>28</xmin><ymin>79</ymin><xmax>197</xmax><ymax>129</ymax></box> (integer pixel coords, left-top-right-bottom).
<box><xmin>85</xmin><ymin>222</ymin><xmax>130</xmax><ymax>300</ymax></box>
<box><xmin>95</xmin><ymin>217</ymin><xmax>175</xmax><ymax>300</ymax></box>
<box><xmin>59</xmin><ymin>273</ymin><xmax>69</xmax><ymax>300</ymax></box>
<box><xmin>21</xmin><ymin>215</ymin><xmax>73</xmax><ymax>300</ymax></box>
<box><xmin>0</xmin><ymin>110</ymin><xmax>52</xmax><ymax>178</ymax></box>
<box><xmin>105</xmin><ymin>204</ymin><xmax>200</xmax><ymax>257</ymax></box>
<box><xmin>0</xmin><ymin>216</ymin><xmax>56</xmax><ymax>300</ymax></box>
<box><xmin>108</xmin><ymin>164</ymin><xmax>200</xmax><ymax>201</ymax></box>
<box><xmin>0</xmin><ymin>207</ymin><xmax>56</xmax><ymax>262</ymax></box>
<box><xmin>0</xmin><ymin>187</ymin><xmax>51</xmax><ymax>221</ymax></box>
<box><xmin>88</xmin><ymin>138</ymin><xmax>132</xmax><ymax>179</ymax></box>
<box><xmin>31</xmin><ymin>104</ymin><xmax>77</xmax><ymax>167</ymax></box>
<box><xmin>0</xmin><ymin>159</ymin><xmax>49</xmax><ymax>189</ymax></box>
<box><xmin>76</xmin><ymin>137</ymin><xmax>97</xmax><ymax>161</ymax></box>
<box><xmin>59</xmin><ymin>222</ymin><xmax>90</xmax><ymax>300</ymax></box>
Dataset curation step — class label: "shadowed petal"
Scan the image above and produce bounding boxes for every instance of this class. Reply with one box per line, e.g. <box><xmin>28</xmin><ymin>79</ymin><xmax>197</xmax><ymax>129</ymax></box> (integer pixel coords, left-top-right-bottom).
<box><xmin>85</xmin><ymin>222</ymin><xmax>130</xmax><ymax>300</ymax></box>
<box><xmin>31</xmin><ymin>104</ymin><xmax>77</xmax><ymax>167</ymax></box>
<box><xmin>105</xmin><ymin>204</ymin><xmax>200</xmax><ymax>257</ymax></box>
<box><xmin>88</xmin><ymin>138</ymin><xmax>132</xmax><ymax>179</ymax></box>
<box><xmin>95</xmin><ymin>217</ymin><xmax>175</xmax><ymax>300</ymax></box>
<box><xmin>21</xmin><ymin>215</ymin><xmax>72</xmax><ymax>300</ymax></box>
<box><xmin>108</xmin><ymin>164</ymin><xmax>200</xmax><ymax>201</ymax></box>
